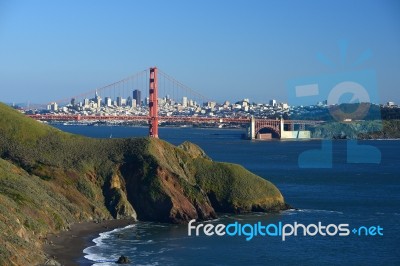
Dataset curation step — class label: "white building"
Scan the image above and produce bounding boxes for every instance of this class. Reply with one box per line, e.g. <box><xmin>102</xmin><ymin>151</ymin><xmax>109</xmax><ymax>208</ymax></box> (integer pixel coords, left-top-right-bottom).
<box><xmin>182</xmin><ymin>96</ymin><xmax>188</xmax><ymax>107</ymax></box>
<box><xmin>281</xmin><ymin>103</ymin><xmax>289</xmax><ymax>109</ymax></box>
<box><xmin>83</xmin><ymin>98</ymin><xmax>90</xmax><ymax>107</ymax></box>
<box><xmin>47</xmin><ymin>102</ymin><xmax>58</xmax><ymax>111</ymax></box>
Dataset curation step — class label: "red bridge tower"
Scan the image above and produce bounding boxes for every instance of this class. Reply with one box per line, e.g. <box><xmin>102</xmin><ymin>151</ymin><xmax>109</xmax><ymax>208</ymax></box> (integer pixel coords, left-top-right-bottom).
<box><xmin>149</xmin><ymin>67</ymin><xmax>159</xmax><ymax>138</ymax></box>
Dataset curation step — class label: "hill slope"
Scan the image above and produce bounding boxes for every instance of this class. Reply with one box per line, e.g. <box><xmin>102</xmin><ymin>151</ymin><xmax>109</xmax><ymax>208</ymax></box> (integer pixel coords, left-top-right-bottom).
<box><xmin>0</xmin><ymin>103</ymin><xmax>288</xmax><ymax>265</ymax></box>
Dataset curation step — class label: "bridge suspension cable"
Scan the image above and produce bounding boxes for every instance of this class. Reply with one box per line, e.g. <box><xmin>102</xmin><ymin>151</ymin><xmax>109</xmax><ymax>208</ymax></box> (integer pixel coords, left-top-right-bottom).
<box><xmin>157</xmin><ymin>69</ymin><xmax>212</xmax><ymax>105</ymax></box>
<box><xmin>47</xmin><ymin>67</ymin><xmax>214</xmax><ymax>112</ymax></box>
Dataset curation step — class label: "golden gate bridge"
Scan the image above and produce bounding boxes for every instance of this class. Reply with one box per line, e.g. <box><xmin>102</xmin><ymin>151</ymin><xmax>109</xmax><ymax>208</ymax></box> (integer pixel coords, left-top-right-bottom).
<box><xmin>27</xmin><ymin>67</ymin><xmax>323</xmax><ymax>139</ymax></box>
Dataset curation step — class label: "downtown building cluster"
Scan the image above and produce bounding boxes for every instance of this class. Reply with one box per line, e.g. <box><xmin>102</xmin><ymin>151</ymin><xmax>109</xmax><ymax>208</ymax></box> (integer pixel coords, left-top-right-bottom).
<box><xmin>44</xmin><ymin>90</ymin><xmax>301</xmax><ymax>120</ymax></box>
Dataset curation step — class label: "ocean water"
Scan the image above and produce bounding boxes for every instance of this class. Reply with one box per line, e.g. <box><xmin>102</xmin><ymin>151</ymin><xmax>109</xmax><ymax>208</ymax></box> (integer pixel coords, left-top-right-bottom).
<box><xmin>53</xmin><ymin>125</ymin><xmax>400</xmax><ymax>266</ymax></box>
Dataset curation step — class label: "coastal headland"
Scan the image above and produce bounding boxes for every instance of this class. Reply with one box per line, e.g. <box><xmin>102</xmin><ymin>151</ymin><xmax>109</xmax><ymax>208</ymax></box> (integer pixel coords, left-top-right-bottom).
<box><xmin>0</xmin><ymin>103</ymin><xmax>289</xmax><ymax>265</ymax></box>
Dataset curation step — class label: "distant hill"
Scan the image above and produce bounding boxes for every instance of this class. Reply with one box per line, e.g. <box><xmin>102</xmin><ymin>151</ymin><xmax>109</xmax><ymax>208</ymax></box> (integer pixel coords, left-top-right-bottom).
<box><xmin>0</xmin><ymin>102</ymin><xmax>288</xmax><ymax>265</ymax></box>
<box><xmin>310</xmin><ymin>120</ymin><xmax>400</xmax><ymax>139</ymax></box>
<box><xmin>290</xmin><ymin>103</ymin><xmax>400</xmax><ymax>121</ymax></box>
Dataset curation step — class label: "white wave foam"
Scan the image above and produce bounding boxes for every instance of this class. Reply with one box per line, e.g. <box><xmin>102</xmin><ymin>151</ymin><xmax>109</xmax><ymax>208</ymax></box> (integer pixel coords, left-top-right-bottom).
<box><xmin>83</xmin><ymin>224</ymin><xmax>136</xmax><ymax>263</ymax></box>
<box><xmin>281</xmin><ymin>209</ymin><xmax>298</xmax><ymax>215</ymax></box>
<box><xmin>372</xmin><ymin>138</ymin><xmax>400</xmax><ymax>141</ymax></box>
<box><xmin>283</xmin><ymin>209</ymin><xmax>344</xmax><ymax>215</ymax></box>
<box><xmin>207</xmin><ymin>217</ymin><xmax>221</xmax><ymax>222</ymax></box>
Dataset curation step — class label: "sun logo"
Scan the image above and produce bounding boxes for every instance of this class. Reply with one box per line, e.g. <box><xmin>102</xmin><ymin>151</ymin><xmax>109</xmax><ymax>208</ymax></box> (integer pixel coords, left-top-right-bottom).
<box><xmin>287</xmin><ymin>40</ymin><xmax>382</xmax><ymax>168</ymax></box>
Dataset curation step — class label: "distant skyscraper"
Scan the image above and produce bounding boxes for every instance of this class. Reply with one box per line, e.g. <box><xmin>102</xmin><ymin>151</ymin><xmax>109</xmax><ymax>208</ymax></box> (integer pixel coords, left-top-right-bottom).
<box><xmin>269</xmin><ymin>99</ymin><xmax>277</xmax><ymax>107</ymax></box>
<box><xmin>117</xmin><ymin>96</ymin><xmax>122</xmax><ymax>107</ymax></box>
<box><xmin>83</xmin><ymin>98</ymin><xmax>90</xmax><ymax>107</ymax></box>
<box><xmin>127</xmin><ymin>96</ymin><xmax>133</xmax><ymax>107</ymax></box>
<box><xmin>94</xmin><ymin>90</ymin><xmax>101</xmax><ymax>108</ymax></box>
<box><xmin>182</xmin><ymin>96</ymin><xmax>188</xmax><ymax>107</ymax></box>
<box><xmin>133</xmin><ymin>90</ymin><xmax>141</xmax><ymax>107</ymax></box>
<box><xmin>105</xmin><ymin>97</ymin><xmax>112</xmax><ymax>107</ymax></box>
<box><xmin>71</xmin><ymin>98</ymin><xmax>76</xmax><ymax>106</ymax></box>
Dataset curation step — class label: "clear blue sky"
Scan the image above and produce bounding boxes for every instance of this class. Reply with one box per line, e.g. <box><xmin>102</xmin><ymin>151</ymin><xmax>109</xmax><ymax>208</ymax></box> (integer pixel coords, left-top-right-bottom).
<box><xmin>0</xmin><ymin>0</ymin><xmax>399</xmax><ymax>104</ymax></box>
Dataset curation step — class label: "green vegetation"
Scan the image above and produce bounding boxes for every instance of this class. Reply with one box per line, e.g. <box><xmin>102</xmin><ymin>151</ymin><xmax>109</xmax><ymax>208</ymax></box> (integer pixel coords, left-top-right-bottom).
<box><xmin>311</xmin><ymin>120</ymin><xmax>400</xmax><ymax>139</ymax></box>
<box><xmin>0</xmin><ymin>158</ymin><xmax>97</xmax><ymax>265</ymax></box>
<box><xmin>192</xmin><ymin>159</ymin><xmax>285</xmax><ymax>212</ymax></box>
<box><xmin>284</xmin><ymin>103</ymin><xmax>400</xmax><ymax>139</ymax></box>
<box><xmin>0</xmin><ymin>102</ymin><xmax>287</xmax><ymax>265</ymax></box>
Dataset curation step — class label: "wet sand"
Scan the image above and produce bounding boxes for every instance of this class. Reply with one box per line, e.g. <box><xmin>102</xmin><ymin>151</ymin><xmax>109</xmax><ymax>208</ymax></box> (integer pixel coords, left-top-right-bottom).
<box><xmin>43</xmin><ymin>219</ymin><xmax>135</xmax><ymax>266</ymax></box>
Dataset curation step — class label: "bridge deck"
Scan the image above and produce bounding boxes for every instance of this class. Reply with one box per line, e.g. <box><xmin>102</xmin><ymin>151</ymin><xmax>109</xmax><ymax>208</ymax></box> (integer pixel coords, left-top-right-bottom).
<box><xmin>27</xmin><ymin>114</ymin><xmax>323</xmax><ymax>125</ymax></box>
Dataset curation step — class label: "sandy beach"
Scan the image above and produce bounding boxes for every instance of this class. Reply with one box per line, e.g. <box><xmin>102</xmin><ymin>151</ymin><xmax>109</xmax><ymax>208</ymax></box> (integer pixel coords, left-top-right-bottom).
<box><xmin>43</xmin><ymin>219</ymin><xmax>135</xmax><ymax>266</ymax></box>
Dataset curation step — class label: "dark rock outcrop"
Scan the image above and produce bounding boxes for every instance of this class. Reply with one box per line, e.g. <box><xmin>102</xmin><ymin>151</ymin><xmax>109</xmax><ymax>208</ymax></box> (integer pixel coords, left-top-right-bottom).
<box><xmin>116</xmin><ymin>255</ymin><xmax>130</xmax><ymax>264</ymax></box>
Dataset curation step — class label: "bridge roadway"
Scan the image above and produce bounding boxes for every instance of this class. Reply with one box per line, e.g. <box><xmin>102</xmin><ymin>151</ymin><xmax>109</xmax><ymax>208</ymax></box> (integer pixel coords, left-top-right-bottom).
<box><xmin>27</xmin><ymin>114</ymin><xmax>248</xmax><ymax>123</ymax></box>
<box><xmin>26</xmin><ymin>114</ymin><xmax>322</xmax><ymax>125</ymax></box>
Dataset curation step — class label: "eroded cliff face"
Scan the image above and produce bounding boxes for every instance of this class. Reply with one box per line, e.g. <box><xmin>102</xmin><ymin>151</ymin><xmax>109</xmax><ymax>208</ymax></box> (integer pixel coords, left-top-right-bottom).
<box><xmin>115</xmin><ymin>139</ymin><xmax>288</xmax><ymax>223</ymax></box>
<box><xmin>120</xmin><ymin>160</ymin><xmax>217</xmax><ymax>223</ymax></box>
<box><xmin>103</xmin><ymin>170</ymin><xmax>137</xmax><ymax>220</ymax></box>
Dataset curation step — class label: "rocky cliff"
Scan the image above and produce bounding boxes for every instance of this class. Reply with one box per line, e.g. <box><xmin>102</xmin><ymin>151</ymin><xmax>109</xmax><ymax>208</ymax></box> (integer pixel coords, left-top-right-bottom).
<box><xmin>0</xmin><ymin>103</ymin><xmax>288</xmax><ymax>265</ymax></box>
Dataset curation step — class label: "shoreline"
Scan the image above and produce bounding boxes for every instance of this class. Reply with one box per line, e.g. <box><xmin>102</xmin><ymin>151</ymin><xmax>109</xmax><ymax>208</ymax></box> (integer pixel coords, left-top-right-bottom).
<box><xmin>43</xmin><ymin>219</ymin><xmax>135</xmax><ymax>266</ymax></box>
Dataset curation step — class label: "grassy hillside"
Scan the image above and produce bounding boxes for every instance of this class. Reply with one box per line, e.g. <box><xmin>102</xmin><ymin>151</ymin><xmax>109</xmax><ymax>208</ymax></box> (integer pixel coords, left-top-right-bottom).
<box><xmin>0</xmin><ymin>158</ymin><xmax>107</xmax><ymax>265</ymax></box>
<box><xmin>0</xmin><ymin>103</ymin><xmax>288</xmax><ymax>265</ymax></box>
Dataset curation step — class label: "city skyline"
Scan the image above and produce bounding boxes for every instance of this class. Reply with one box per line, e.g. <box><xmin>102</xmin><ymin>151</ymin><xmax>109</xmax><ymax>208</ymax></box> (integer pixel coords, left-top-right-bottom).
<box><xmin>44</xmin><ymin>87</ymin><xmax>307</xmax><ymax>110</ymax></box>
<box><xmin>38</xmin><ymin>85</ymin><xmax>400</xmax><ymax>113</ymax></box>
<box><xmin>40</xmin><ymin>85</ymin><xmax>394</xmax><ymax>126</ymax></box>
<box><xmin>0</xmin><ymin>1</ymin><xmax>399</xmax><ymax>104</ymax></box>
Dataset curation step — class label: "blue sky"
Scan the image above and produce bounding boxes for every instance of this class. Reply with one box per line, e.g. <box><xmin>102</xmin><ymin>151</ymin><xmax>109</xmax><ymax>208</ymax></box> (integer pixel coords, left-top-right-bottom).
<box><xmin>0</xmin><ymin>0</ymin><xmax>399</xmax><ymax>104</ymax></box>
